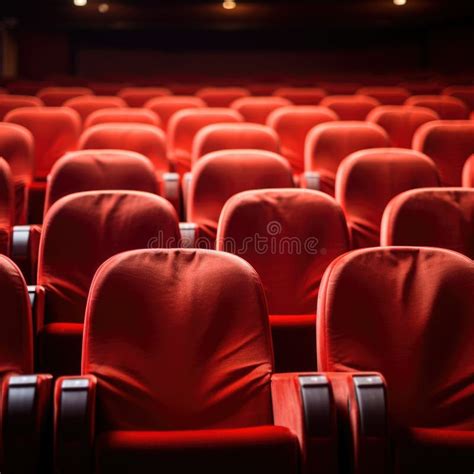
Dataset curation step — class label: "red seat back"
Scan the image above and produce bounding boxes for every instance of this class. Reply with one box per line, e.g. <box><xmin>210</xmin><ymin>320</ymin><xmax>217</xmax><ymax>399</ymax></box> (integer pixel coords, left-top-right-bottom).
<box><xmin>463</xmin><ymin>154</ymin><xmax>474</xmax><ymax>187</ymax></box>
<box><xmin>0</xmin><ymin>94</ymin><xmax>43</xmax><ymax>120</ymax></box>
<box><xmin>145</xmin><ymin>96</ymin><xmax>206</xmax><ymax>129</ymax></box>
<box><xmin>196</xmin><ymin>87</ymin><xmax>250</xmax><ymax>107</ymax></box>
<box><xmin>37</xmin><ymin>87</ymin><xmax>92</xmax><ymax>106</ymax></box>
<box><xmin>443</xmin><ymin>86</ymin><xmax>474</xmax><ymax>111</ymax></box>
<box><xmin>231</xmin><ymin>97</ymin><xmax>292</xmax><ymax>124</ymax></box>
<box><xmin>273</xmin><ymin>87</ymin><xmax>326</xmax><ymax>105</ymax></box>
<box><xmin>64</xmin><ymin>95</ymin><xmax>126</xmax><ymax>123</ymax></box>
<box><xmin>84</xmin><ymin>108</ymin><xmax>161</xmax><ymax>128</ymax></box>
<box><xmin>356</xmin><ymin>86</ymin><xmax>410</xmax><ymax>105</ymax></box>
<box><xmin>0</xmin><ymin>159</ymin><xmax>13</xmax><ymax>254</ymax></box>
<box><xmin>118</xmin><ymin>87</ymin><xmax>171</xmax><ymax>107</ymax></box>
<box><xmin>406</xmin><ymin>95</ymin><xmax>469</xmax><ymax>120</ymax></box>
<box><xmin>320</xmin><ymin>95</ymin><xmax>380</xmax><ymax>120</ymax></box>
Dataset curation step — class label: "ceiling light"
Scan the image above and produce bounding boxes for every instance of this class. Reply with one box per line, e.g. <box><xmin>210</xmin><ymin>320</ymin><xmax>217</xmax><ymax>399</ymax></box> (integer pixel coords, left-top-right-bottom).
<box><xmin>98</xmin><ymin>3</ymin><xmax>110</xmax><ymax>13</ymax></box>
<box><xmin>73</xmin><ymin>0</ymin><xmax>87</xmax><ymax>6</ymax></box>
<box><xmin>393</xmin><ymin>0</ymin><xmax>407</xmax><ymax>5</ymax></box>
<box><xmin>222</xmin><ymin>0</ymin><xmax>237</xmax><ymax>10</ymax></box>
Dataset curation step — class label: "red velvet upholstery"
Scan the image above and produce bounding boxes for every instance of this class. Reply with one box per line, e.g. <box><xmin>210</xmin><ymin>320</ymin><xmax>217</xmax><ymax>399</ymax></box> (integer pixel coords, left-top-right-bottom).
<box><xmin>78</xmin><ymin>123</ymin><xmax>169</xmax><ymax>175</ymax></box>
<box><xmin>273</xmin><ymin>87</ymin><xmax>326</xmax><ymax>105</ymax></box>
<box><xmin>367</xmin><ymin>105</ymin><xmax>439</xmax><ymax>148</ymax></box>
<box><xmin>44</xmin><ymin>150</ymin><xmax>159</xmax><ymax>213</ymax></box>
<box><xmin>320</xmin><ymin>95</ymin><xmax>380</xmax><ymax>120</ymax></box>
<box><xmin>196</xmin><ymin>87</ymin><xmax>250</xmax><ymax>107</ymax></box>
<box><xmin>443</xmin><ymin>86</ymin><xmax>474</xmax><ymax>111</ymax></box>
<box><xmin>356</xmin><ymin>86</ymin><xmax>410</xmax><ymax>105</ymax></box>
<box><xmin>64</xmin><ymin>95</ymin><xmax>126</xmax><ymax>123</ymax></box>
<box><xmin>336</xmin><ymin>148</ymin><xmax>440</xmax><ymax>248</ymax></box>
<box><xmin>37</xmin><ymin>191</ymin><xmax>180</xmax><ymax>375</ymax></box>
<box><xmin>0</xmin><ymin>159</ymin><xmax>13</xmax><ymax>256</ymax></box>
<box><xmin>216</xmin><ymin>189</ymin><xmax>349</xmax><ymax>371</ymax></box>
<box><xmin>381</xmin><ymin>188</ymin><xmax>474</xmax><ymax>258</ymax></box>
<box><xmin>37</xmin><ymin>87</ymin><xmax>93</xmax><ymax>106</ymax></box>
<box><xmin>0</xmin><ymin>94</ymin><xmax>43</xmax><ymax>120</ymax></box>
<box><xmin>462</xmin><ymin>154</ymin><xmax>474</xmax><ymax>187</ymax></box>
<box><xmin>168</xmin><ymin>108</ymin><xmax>243</xmax><ymax>174</ymax></box>
<box><xmin>230</xmin><ymin>97</ymin><xmax>292</xmax><ymax>124</ymax></box>
<box><xmin>405</xmin><ymin>95</ymin><xmax>469</xmax><ymax>120</ymax></box>
<box><xmin>84</xmin><ymin>108</ymin><xmax>161</xmax><ymax>129</ymax></box>
<box><xmin>305</xmin><ymin>121</ymin><xmax>390</xmax><ymax>195</ymax></box>
<box><xmin>267</xmin><ymin>106</ymin><xmax>338</xmax><ymax>174</ymax></box>
<box><xmin>188</xmin><ymin>150</ymin><xmax>294</xmax><ymax>244</ymax></box>
<box><xmin>144</xmin><ymin>96</ymin><xmax>206</xmax><ymax>130</ymax></box>
<box><xmin>117</xmin><ymin>87</ymin><xmax>171</xmax><ymax>107</ymax></box>
<box><xmin>192</xmin><ymin>123</ymin><xmax>280</xmax><ymax>165</ymax></box>
<box><xmin>413</xmin><ymin>120</ymin><xmax>474</xmax><ymax>186</ymax></box>
<box><xmin>317</xmin><ymin>246</ymin><xmax>474</xmax><ymax>473</ymax></box>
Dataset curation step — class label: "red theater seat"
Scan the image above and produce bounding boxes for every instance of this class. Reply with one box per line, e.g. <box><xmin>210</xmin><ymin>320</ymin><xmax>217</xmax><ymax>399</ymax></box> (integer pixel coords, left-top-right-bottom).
<box><xmin>37</xmin><ymin>87</ymin><xmax>93</xmax><ymax>106</ymax></box>
<box><xmin>443</xmin><ymin>86</ymin><xmax>474</xmax><ymax>111</ymax></box>
<box><xmin>0</xmin><ymin>158</ymin><xmax>13</xmax><ymax>255</ymax></box>
<box><xmin>367</xmin><ymin>105</ymin><xmax>439</xmax><ymax>148</ymax></box>
<box><xmin>356</xmin><ymin>86</ymin><xmax>410</xmax><ymax>105</ymax></box>
<box><xmin>88</xmin><ymin>82</ymin><xmax>127</xmax><ymax>96</ymax></box>
<box><xmin>188</xmin><ymin>150</ymin><xmax>294</xmax><ymax>244</ymax></box>
<box><xmin>463</xmin><ymin>154</ymin><xmax>474</xmax><ymax>187</ymax></box>
<box><xmin>36</xmin><ymin>191</ymin><xmax>180</xmax><ymax>375</ymax></box>
<box><xmin>320</xmin><ymin>95</ymin><xmax>380</xmax><ymax>120</ymax></box>
<box><xmin>64</xmin><ymin>95</ymin><xmax>126</xmax><ymax>123</ymax></box>
<box><xmin>267</xmin><ymin>106</ymin><xmax>338</xmax><ymax>174</ymax></box>
<box><xmin>398</xmin><ymin>81</ymin><xmax>443</xmax><ymax>95</ymax></box>
<box><xmin>0</xmin><ymin>94</ymin><xmax>43</xmax><ymax>120</ymax></box>
<box><xmin>335</xmin><ymin>148</ymin><xmax>440</xmax><ymax>247</ymax></box>
<box><xmin>317</xmin><ymin>246</ymin><xmax>474</xmax><ymax>474</ymax></box>
<box><xmin>196</xmin><ymin>87</ymin><xmax>250</xmax><ymax>107</ymax></box>
<box><xmin>168</xmin><ymin>108</ymin><xmax>243</xmax><ymax>174</ymax></box>
<box><xmin>118</xmin><ymin>87</ymin><xmax>171</xmax><ymax>107</ymax></box>
<box><xmin>304</xmin><ymin>121</ymin><xmax>390</xmax><ymax>195</ymax></box>
<box><xmin>316</xmin><ymin>82</ymin><xmax>361</xmax><ymax>95</ymax></box>
<box><xmin>381</xmin><ymin>188</ymin><xmax>474</xmax><ymax>258</ymax></box>
<box><xmin>217</xmin><ymin>189</ymin><xmax>349</xmax><ymax>372</ymax></box>
<box><xmin>405</xmin><ymin>95</ymin><xmax>469</xmax><ymax>120</ymax></box>
<box><xmin>230</xmin><ymin>97</ymin><xmax>292</xmax><ymax>124</ymax></box>
<box><xmin>84</xmin><ymin>107</ymin><xmax>161</xmax><ymax>128</ymax></box>
<box><xmin>273</xmin><ymin>87</ymin><xmax>326</xmax><ymax>105</ymax></box>
<box><xmin>54</xmin><ymin>248</ymin><xmax>340</xmax><ymax>474</ymax></box>
<box><xmin>44</xmin><ymin>150</ymin><xmax>159</xmax><ymax>212</ymax></box>
<box><xmin>413</xmin><ymin>120</ymin><xmax>474</xmax><ymax>186</ymax></box>
<box><xmin>192</xmin><ymin>123</ymin><xmax>280</xmax><ymax>165</ymax></box>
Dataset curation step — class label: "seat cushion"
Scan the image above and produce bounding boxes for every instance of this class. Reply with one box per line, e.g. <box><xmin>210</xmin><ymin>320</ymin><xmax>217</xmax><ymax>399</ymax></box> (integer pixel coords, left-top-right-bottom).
<box><xmin>96</xmin><ymin>426</ymin><xmax>299</xmax><ymax>474</ymax></box>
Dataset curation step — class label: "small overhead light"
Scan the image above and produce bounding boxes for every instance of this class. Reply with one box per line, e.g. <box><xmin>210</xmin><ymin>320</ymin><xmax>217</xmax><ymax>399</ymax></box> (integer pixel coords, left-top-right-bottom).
<box><xmin>222</xmin><ymin>0</ymin><xmax>237</xmax><ymax>10</ymax></box>
<box><xmin>393</xmin><ymin>0</ymin><xmax>407</xmax><ymax>5</ymax></box>
<box><xmin>98</xmin><ymin>3</ymin><xmax>110</xmax><ymax>13</ymax></box>
<box><xmin>73</xmin><ymin>0</ymin><xmax>87</xmax><ymax>6</ymax></box>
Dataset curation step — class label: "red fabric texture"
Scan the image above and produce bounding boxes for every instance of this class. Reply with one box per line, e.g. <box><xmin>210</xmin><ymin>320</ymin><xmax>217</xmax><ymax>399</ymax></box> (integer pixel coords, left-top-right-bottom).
<box><xmin>336</xmin><ymin>148</ymin><xmax>440</xmax><ymax>248</ymax></box>
<box><xmin>367</xmin><ymin>105</ymin><xmax>439</xmax><ymax>148</ymax></box>
<box><xmin>381</xmin><ymin>188</ymin><xmax>474</xmax><ymax>258</ymax></box>
<box><xmin>356</xmin><ymin>87</ymin><xmax>410</xmax><ymax>105</ymax></box>
<box><xmin>5</xmin><ymin>107</ymin><xmax>81</xmax><ymax>179</ymax></box>
<box><xmin>188</xmin><ymin>150</ymin><xmax>294</xmax><ymax>243</ymax></box>
<box><xmin>267</xmin><ymin>106</ymin><xmax>338</xmax><ymax>174</ymax></box>
<box><xmin>320</xmin><ymin>95</ymin><xmax>380</xmax><ymax>120</ymax></box>
<box><xmin>305</xmin><ymin>121</ymin><xmax>390</xmax><ymax>195</ymax></box>
<box><xmin>405</xmin><ymin>95</ymin><xmax>469</xmax><ymax>120</ymax></box>
<box><xmin>44</xmin><ymin>150</ymin><xmax>159</xmax><ymax>213</ymax></box>
<box><xmin>192</xmin><ymin>123</ymin><xmax>280</xmax><ymax>165</ymax></box>
<box><xmin>168</xmin><ymin>108</ymin><xmax>243</xmax><ymax>174</ymax></box>
<box><xmin>84</xmin><ymin>108</ymin><xmax>161</xmax><ymax>129</ymax></box>
<box><xmin>37</xmin><ymin>87</ymin><xmax>93</xmax><ymax>106</ymax></box>
<box><xmin>273</xmin><ymin>87</ymin><xmax>326</xmax><ymax>105</ymax></box>
<box><xmin>413</xmin><ymin>120</ymin><xmax>474</xmax><ymax>186</ymax></box>
<box><xmin>64</xmin><ymin>95</ymin><xmax>126</xmax><ymax>123</ymax></box>
<box><xmin>462</xmin><ymin>154</ymin><xmax>474</xmax><ymax>187</ymax></box>
<box><xmin>196</xmin><ymin>87</ymin><xmax>250</xmax><ymax>107</ymax></box>
<box><xmin>230</xmin><ymin>97</ymin><xmax>292</xmax><ymax>124</ymax></box>
<box><xmin>443</xmin><ymin>86</ymin><xmax>474</xmax><ymax>111</ymax></box>
<box><xmin>117</xmin><ymin>87</ymin><xmax>171</xmax><ymax>107</ymax></box>
<box><xmin>83</xmin><ymin>249</ymin><xmax>274</xmax><ymax>430</ymax></box>
<box><xmin>144</xmin><ymin>96</ymin><xmax>206</xmax><ymax>130</ymax></box>
<box><xmin>0</xmin><ymin>94</ymin><xmax>43</xmax><ymax>120</ymax></box>
<box><xmin>0</xmin><ymin>159</ymin><xmax>13</xmax><ymax>255</ymax></box>
<box><xmin>78</xmin><ymin>123</ymin><xmax>169</xmax><ymax>174</ymax></box>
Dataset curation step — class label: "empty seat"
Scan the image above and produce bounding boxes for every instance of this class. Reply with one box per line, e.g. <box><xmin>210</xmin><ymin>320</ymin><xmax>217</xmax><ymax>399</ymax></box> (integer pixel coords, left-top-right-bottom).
<box><xmin>267</xmin><ymin>106</ymin><xmax>338</xmax><ymax>174</ymax></box>
<box><xmin>336</xmin><ymin>148</ymin><xmax>440</xmax><ymax>247</ymax></box>
<box><xmin>168</xmin><ymin>108</ymin><xmax>243</xmax><ymax>174</ymax></box>
<box><xmin>7</xmin><ymin>80</ymin><xmax>51</xmax><ymax>95</ymax></box>
<box><xmin>381</xmin><ymin>188</ymin><xmax>474</xmax><ymax>258</ymax></box>
<box><xmin>413</xmin><ymin>120</ymin><xmax>474</xmax><ymax>186</ymax></box>
<box><xmin>367</xmin><ymin>105</ymin><xmax>439</xmax><ymax>148</ymax></box>
<box><xmin>196</xmin><ymin>87</ymin><xmax>250</xmax><ymax>107</ymax></box>
<box><xmin>405</xmin><ymin>95</ymin><xmax>469</xmax><ymax>120</ymax></box>
<box><xmin>0</xmin><ymin>94</ymin><xmax>43</xmax><ymax>120</ymax></box>
<box><xmin>84</xmin><ymin>107</ymin><xmax>161</xmax><ymax>128</ymax></box>
<box><xmin>320</xmin><ymin>95</ymin><xmax>380</xmax><ymax>120</ymax></box>
<box><xmin>192</xmin><ymin>123</ymin><xmax>280</xmax><ymax>165</ymax></box>
<box><xmin>317</xmin><ymin>246</ymin><xmax>474</xmax><ymax>474</ymax></box>
<box><xmin>118</xmin><ymin>87</ymin><xmax>171</xmax><ymax>107</ymax></box>
<box><xmin>0</xmin><ymin>159</ymin><xmax>13</xmax><ymax>255</ymax></box>
<box><xmin>37</xmin><ymin>87</ymin><xmax>92</xmax><ymax>106</ymax></box>
<box><xmin>443</xmin><ymin>85</ymin><xmax>474</xmax><ymax>111</ymax></box>
<box><xmin>188</xmin><ymin>150</ymin><xmax>294</xmax><ymax>244</ymax></box>
<box><xmin>356</xmin><ymin>86</ymin><xmax>410</xmax><ymax>105</ymax></box>
<box><xmin>230</xmin><ymin>97</ymin><xmax>292</xmax><ymax>124</ymax></box>
<box><xmin>44</xmin><ymin>150</ymin><xmax>159</xmax><ymax>212</ymax></box>
<box><xmin>463</xmin><ymin>154</ymin><xmax>474</xmax><ymax>187</ymax></box>
<box><xmin>305</xmin><ymin>121</ymin><xmax>390</xmax><ymax>195</ymax></box>
<box><xmin>217</xmin><ymin>189</ymin><xmax>349</xmax><ymax>372</ymax></box>
<box><xmin>273</xmin><ymin>87</ymin><xmax>326</xmax><ymax>105</ymax></box>
<box><xmin>64</xmin><ymin>95</ymin><xmax>126</xmax><ymax>123</ymax></box>
<box><xmin>37</xmin><ymin>190</ymin><xmax>180</xmax><ymax>375</ymax></box>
